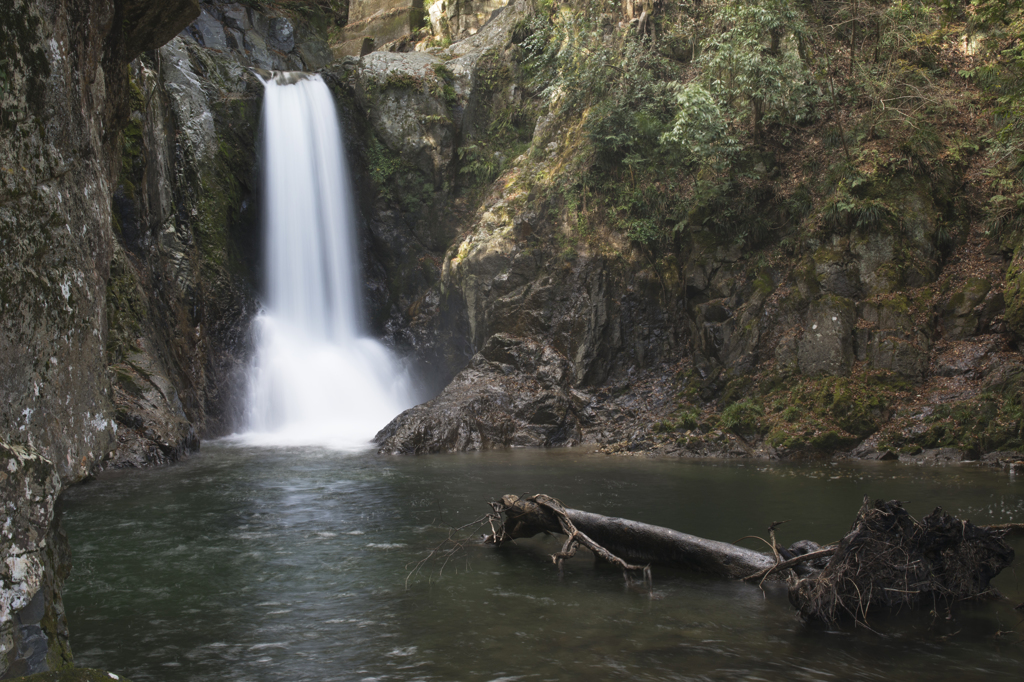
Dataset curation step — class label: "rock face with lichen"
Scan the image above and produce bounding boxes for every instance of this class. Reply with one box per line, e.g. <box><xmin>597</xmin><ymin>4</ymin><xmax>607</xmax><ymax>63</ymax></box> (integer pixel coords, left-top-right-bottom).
<box><xmin>1</xmin><ymin>441</ymin><xmax>71</xmax><ymax>678</ymax></box>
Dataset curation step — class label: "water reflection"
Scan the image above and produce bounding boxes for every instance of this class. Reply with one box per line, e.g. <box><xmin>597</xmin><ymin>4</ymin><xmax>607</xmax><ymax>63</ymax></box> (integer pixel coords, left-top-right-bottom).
<box><xmin>62</xmin><ymin>446</ymin><xmax>1024</xmax><ymax>681</ymax></box>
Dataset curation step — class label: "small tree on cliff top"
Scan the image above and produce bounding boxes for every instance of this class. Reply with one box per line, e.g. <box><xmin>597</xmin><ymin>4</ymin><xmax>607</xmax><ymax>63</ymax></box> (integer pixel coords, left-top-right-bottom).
<box><xmin>699</xmin><ymin>0</ymin><xmax>810</xmax><ymax>143</ymax></box>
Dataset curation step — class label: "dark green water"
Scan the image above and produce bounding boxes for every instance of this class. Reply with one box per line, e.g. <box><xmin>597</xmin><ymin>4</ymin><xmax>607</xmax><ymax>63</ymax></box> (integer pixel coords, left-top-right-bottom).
<box><xmin>61</xmin><ymin>445</ymin><xmax>1024</xmax><ymax>681</ymax></box>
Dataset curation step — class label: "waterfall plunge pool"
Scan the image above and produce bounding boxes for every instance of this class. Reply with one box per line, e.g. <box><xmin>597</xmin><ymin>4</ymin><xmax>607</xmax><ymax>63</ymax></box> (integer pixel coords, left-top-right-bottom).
<box><xmin>62</xmin><ymin>446</ymin><xmax>1024</xmax><ymax>681</ymax></box>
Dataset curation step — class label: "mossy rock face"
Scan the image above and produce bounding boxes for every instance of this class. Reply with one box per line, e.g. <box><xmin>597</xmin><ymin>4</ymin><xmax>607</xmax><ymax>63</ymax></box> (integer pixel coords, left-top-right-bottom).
<box><xmin>1004</xmin><ymin>246</ymin><xmax>1024</xmax><ymax>337</ymax></box>
<box><xmin>942</xmin><ymin>277</ymin><xmax>991</xmax><ymax>339</ymax></box>
<box><xmin>9</xmin><ymin>669</ymin><xmax>131</xmax><ymax>682</ymax></box>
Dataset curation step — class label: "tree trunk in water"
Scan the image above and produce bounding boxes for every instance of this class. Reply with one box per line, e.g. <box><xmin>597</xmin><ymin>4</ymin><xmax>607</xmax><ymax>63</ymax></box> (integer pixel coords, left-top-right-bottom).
<box><xmin>487</xmin><ymin>494</ymin><xmax>776</xmax><ymax>580</ymax></box>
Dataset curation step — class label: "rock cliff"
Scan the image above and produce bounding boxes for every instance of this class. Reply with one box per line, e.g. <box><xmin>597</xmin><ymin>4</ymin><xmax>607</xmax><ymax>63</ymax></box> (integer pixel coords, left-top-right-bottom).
<box><xmin>370</xmin><ymin>1</ymin><xmax>1024</xmax><ymax>463</ymax></box>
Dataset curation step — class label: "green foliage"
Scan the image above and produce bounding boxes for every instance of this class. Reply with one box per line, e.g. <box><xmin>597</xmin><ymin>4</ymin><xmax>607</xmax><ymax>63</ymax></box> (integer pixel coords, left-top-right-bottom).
<box><xmin>955</xmin><ymin>0</ymin><xmax>1024</xmax><ymax>144</ymax></box>
<box><xmin>455</xmin><ymin>48</ymin><xmax>535</xmax><ymax>190</ymax></box>
<box><xmin>430</xmin><ymin>63</ymin><xmax>458</xmax><ymax>106</ymax></box>
<box><xmin>458</xmin><ymin>143</ymin><xmax>505</xmax><ymax>186</ymax></box>
<box><xmin>367</xmin><ymin>135</ymin><xmax>402</xmax><ymax>199</ymax></box>
<box><xmin>660</xmin><ymin>83</ymin><xmax>739</xmax><ymax>170</ymax></box>
<box><xmin>720</xmin><ymin>398</ymin><xmax>767</xmax><ymax>435</ymax></box>
<box><xmin>699</xmin><ymin>0</ymin><xmax>814</xmax><ymax>140</ymax></box>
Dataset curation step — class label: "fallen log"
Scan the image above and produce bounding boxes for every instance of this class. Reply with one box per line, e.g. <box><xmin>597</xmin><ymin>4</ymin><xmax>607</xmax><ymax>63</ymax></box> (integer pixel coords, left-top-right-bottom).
<box><xmin>485</xmin><ymin>494</ymin><xmax>778</xmax><ymax>580</ymax></box>
<box><xmin>482</xmin><ymin>494</ymin><xmax>1017</xmax><ymax>629</ymax></box>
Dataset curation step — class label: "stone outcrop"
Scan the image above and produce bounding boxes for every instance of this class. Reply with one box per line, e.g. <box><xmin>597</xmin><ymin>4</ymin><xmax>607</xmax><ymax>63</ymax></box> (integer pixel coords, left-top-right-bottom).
<box><xmin>427</xmin><ymin>0</ymin><xmax>509</xmax><ymax>42</ymax></box>
<box><xmin>335</xmin><ymin>0</ymin><xmax>427</xmax><ymax>57</ymax></box>
<box><xmin>368</xmin><ymin>1</ymin><xmax>1022</xmax><ymax>460</ymax></box>
<box><xmin>0</xmin><ymin>0</ymin><xmax>266</xmax><ymax>675</ymax></box>
<box><xmin>105</xmin><ymin>25</ymin><xmax>264</xmax><ymax>467</ymax></box>
<box><xmin>0</xmin><ymin>0</ymin><xmax>203</xmax><ymax>480</ymax></box>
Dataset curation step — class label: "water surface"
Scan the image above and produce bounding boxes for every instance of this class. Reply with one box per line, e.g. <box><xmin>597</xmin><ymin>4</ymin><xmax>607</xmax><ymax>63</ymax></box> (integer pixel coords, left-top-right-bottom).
<box><xmin>62</xmin><ymin>446</ymin><xmax>1024</xmax><ymax>681</ymax></box>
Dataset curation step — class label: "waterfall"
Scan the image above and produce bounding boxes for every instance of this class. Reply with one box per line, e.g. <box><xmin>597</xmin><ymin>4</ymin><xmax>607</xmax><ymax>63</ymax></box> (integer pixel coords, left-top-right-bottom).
<box><xmin>242</xmin><ymin>73</ymin><xmax>416</xmax><ymax>449</ymax></box>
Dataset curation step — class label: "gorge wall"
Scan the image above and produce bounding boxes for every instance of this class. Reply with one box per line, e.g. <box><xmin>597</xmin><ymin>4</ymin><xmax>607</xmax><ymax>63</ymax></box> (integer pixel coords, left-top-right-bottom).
<box><xmin>1</xmin><ymin>1</ymin><xmax>203</xmax><ymax>675</ymax></box>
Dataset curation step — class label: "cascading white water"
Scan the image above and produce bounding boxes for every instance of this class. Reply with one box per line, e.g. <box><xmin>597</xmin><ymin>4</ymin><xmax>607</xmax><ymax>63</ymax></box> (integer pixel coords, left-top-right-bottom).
<box><xmin>242</xmin><ymin>72</ymin><xmax>416</xmax><ymax>449</ymax></box>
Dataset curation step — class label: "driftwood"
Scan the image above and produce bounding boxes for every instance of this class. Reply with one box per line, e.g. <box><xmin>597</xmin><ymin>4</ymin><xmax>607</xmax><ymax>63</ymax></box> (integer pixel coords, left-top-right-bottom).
<box><xmin>480</xmin><ymin>493</ymin><xmax>1017</xmax><ymax>628</ymax></box>
<box><xmin>485</xmin><ymin>494</ymin><xmax>777</xmax><ymax>580</ymax></box>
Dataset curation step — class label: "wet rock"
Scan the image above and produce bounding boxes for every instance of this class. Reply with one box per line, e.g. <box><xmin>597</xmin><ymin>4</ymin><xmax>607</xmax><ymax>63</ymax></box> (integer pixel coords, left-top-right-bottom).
<box><xmin>1</xmin><ymin>442</ymin><xmax>71</xmax><ymax>678</ymax></box>
<box><xmin>919</xmin><ymin>447</ymin><xmax>971</xmax><ymax>463</ymax></box>
<box><xmin>109</xmin><ymin>335</ymin><xmax>199</xmax><ymax>468</ymax></box>
<box><xmin>375</xmin><ymin>334</ymin><xmax>583</xmax><ymax>454</ymax></box>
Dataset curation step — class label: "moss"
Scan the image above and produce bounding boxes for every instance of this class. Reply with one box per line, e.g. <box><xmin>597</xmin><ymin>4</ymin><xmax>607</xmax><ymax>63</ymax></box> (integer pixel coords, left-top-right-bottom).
<box><xmin>105</xmin><ymin>248</ymin><xmax>147</xmax><ymax>364</ymax></box>
<box><xmin>194</xmin><ymin>133</ymin><xmax>251</xmax><ymax>270</ymax></box>
<box><xmin>753</xmin><ymin>267</ymin><xmax>775</xmax><ymax>295</ymax></box>
<box><xmin>382</xmin><ymin>71</ymin><xmax>423</xmax><ymax>92</ymax></box>
<box><xmin>718</xmin><ymin>375</ymin><xmax>753</xmax><ymax>407</ymax></box>
<box><xmin>430</xmin><ymin>63</ymin><xmax>458</xmax><ymax>107</ymax></box>
<box><xmin>367</xmin><ymin>134</ymin><xmax>404</xmax><ymax>200</ymax></box>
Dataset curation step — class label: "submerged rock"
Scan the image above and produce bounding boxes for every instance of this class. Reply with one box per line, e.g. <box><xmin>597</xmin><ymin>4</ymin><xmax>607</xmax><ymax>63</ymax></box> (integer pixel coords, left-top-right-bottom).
<box><xmin>375</xmin><ymin>334</ymin><xmax>584</xmax><ymax>454</ymax></box>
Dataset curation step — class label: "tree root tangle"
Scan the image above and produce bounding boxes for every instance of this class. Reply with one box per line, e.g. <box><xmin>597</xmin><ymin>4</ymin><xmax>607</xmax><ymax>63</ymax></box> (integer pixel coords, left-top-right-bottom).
<box><xmin>789</xmin><ymin>497</ymin><xmax>1016</xmax><ymax>628</ymax></box>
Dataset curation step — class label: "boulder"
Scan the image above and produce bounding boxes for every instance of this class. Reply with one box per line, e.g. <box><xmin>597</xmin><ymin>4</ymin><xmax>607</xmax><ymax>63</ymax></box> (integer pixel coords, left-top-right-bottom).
<box><xmin>375</xmin><ymin>334</ymin><xmax>584</xmax><ymax>454</ymax></box>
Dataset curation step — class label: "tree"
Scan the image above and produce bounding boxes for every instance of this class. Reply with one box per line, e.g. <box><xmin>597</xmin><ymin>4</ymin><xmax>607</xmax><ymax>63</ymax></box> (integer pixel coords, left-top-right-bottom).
<box><xmin>698</xmin><ymin>0</ymin><xmax>808</xmax><ymax>142</ymax></box>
